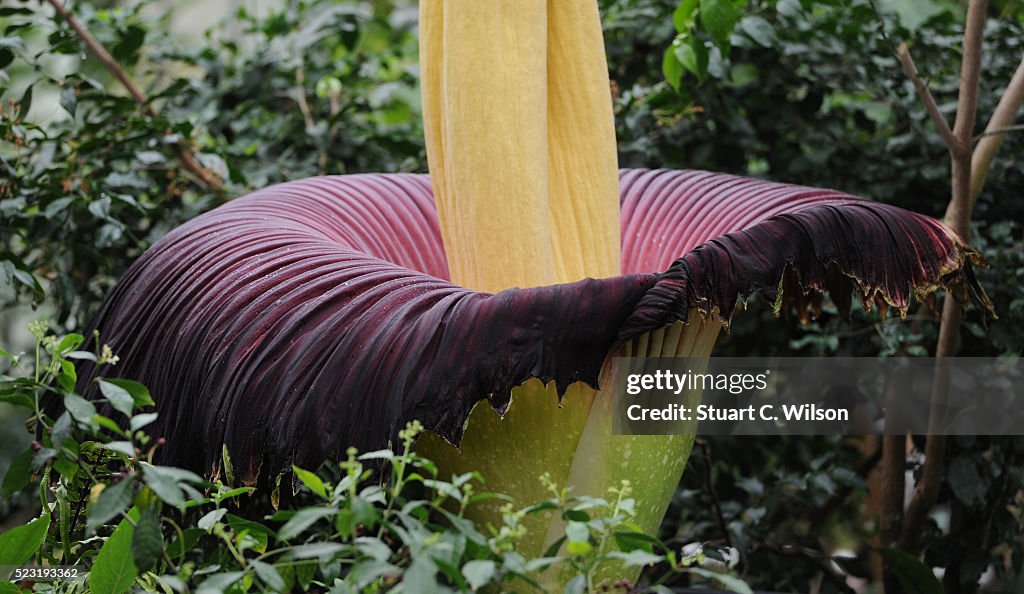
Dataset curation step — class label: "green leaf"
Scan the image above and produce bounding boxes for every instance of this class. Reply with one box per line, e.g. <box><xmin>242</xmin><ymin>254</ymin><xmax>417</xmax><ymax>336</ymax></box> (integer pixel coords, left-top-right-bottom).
<box><xmin>608</xmin><ymin>549</ymin><xmax>664</xmax><ymax>567</ymax></box>
<box><xmin>131</xmin><ymin>510</ymin><xmax>163</xmax><ymax>573</ymax></box>
<box><xmin>289</xmin><ymin>542</ymin><xmax>346</xmax><ymax>559</ymax></box>
<box><xmin>565</xmin><ymin>521</ymin><xmax>589</xmax><ymax>543</ymax></box>
<box><xmin>102</xmin><ymin>441</ymin><xmax>137</xmax><ymax>458</ymax></box>
<box><xmin>738</xmin><ymin>16</ymin><xmax>777</xmax><ymax>47</ymax></box>
<box><xmin>17</xmin><ymin>82</ymin><xmax>32</xmax><ymax>117</ymax></box>
<box><xmin>198</xmin><ymin>508</ymin><xmax>227</xmax><ymax>531</ymax></box>
<box><xmin>699</xmin><ymin>0</ymin><xmax>738</xmax><ymax>51</ymax></box>
<box><xmin>673</xmin><ymin>0</ymin><xmax>700</xmax><ymax>32</ymax></box>
<box><xmin>166</xmin><ymin>527</ymin><xmax>203</xmax><ymax>558</ymax></box>
<box><xmin>88</xmin><ymin>477</ymin><xmax>133</xmax><ymax>532</ymax></box>
<box><xmin>251</xmin><ymin>560</ymin><xmax>285</xmax><ymax>592</ymax></box>
<box><xmin>141</xmin><ymin>465</ymin><xmax>186</xmax><ymax>509</ymax></box>
<box><xmin>662</xmin><ymin>47</ymin><xmax>684</xmax><ymax>92</ymax></box>
<box><xmin>60</xmin><ymin>85</ymin><xmax>77</xmax><ymax>116</ymax></box>
<box><xmin>614</xmin><ymin>530</ymin><xmax>660</xmax><ymax>553</ymax></box>
<box><xmin>948</xmin><ymin>455</ymin><xmax>986</xmax><ymax>507</ymax></box>
<box><xmin>2</xmin><ymin>448</ymin><xmax>32</xmax><ymax>497</ymax></box>
<box><xmin>90</xmin><ymin>510</ymin><xmax>140</xmax><ymax>594</ymax></box>
<box><xmin>197</xmin><ymin>571</ymin><xmax>245</xmax><ymax>594</ymax></box>
<box><xmin>130</xmin><ymin>412</ymin><xmax>159</xmax><ymax>432</ymax></box>
<box><xmin>277</xmin><ymin>507</ymin><xmax>335</xmax><ymax>541</ymax></box>
<box><xmin>461</xmin><ymin>559</ymin><xmax>496</xmax><ymax>590</ymax></box>
<box><xmin>0</xmin><ymin>48</ymin><xmax>14</xmax><ymax>70</ymax></box>
<box><xmin>64</xmin><ymin>392</ymin><xmax>97</xmax><ymax>423</ymax></box>
<box><xmin>112</xmin><ymin>24</ymin><xmax>146</xmax><ymax>63</ymax></box>
<box><xmin>0</xmin><ymin>514</ymin><xmax>50</xmax><ymax>565</ymax></box>
<box><xmin>0</xmin><ymin>347</ymin><xmax>16</xmax><ymax>364</ymax></box>
<box><xmin>877</xmin><ymin>547</ymin><xmax>944</xmax><ymax>594</ymax></box>
<box><xmin>227</xmin><ymin>514</ymin><xmax>271</xmax><ymax>553</ymax></box>
<box><xmin>102</xmin><ymin>378</ymin><xmax>154</xmax><ymax>408</ymax></box>
<box><xmin>729</xmin><ymin>63</ymin><xmax>759</xmax><ymax>87</ymax></box>
<box><xmin>99</xmin><ymin>379</ymin><xmax>136</xmax><ymax>417</ymax></box>
<box><xmin>564</xmin><ymin>575</ymin><xmax>585</xmax><ymax>594</ymax></box>
<box><xmin>674</xmin><ymin>36</ymin><xmax>709</xmax><ymax>83</ymax></box>
<box><xmin>292</xmin><ymin>465</ymin><xmax>327</xmax><ymax>499</ymax></box>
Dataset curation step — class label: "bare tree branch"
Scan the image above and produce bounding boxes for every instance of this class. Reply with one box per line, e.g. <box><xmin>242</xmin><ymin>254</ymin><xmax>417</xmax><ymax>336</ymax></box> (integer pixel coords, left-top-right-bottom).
<box><xmin>896</xmin><ymin>43</ymin><xmax>957</xmax><ymax>149</ymax></box>
<box><xmin>46</xmin><ymin>0</ymin><xmax>224</xmax><ymax>192</ymax></box>
<box><xmin>971</xmin><ymin>58</ymin><xmax>1024</xmax><ymax>205</ymax></box>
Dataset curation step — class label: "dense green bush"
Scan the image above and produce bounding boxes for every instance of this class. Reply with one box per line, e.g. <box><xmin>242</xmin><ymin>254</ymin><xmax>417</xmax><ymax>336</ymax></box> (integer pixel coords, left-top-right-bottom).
<box><xmin>1</xmin><ymin>0</ymin><xmax>423</xmax><ymax>328</ymax></box>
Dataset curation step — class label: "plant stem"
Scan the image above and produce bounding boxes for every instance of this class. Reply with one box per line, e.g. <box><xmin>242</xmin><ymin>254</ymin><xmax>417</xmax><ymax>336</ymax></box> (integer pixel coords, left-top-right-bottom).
<box><xmin>45</xmin><ymin>0</ymin><xmax>224</xmax><ymax>192</ymax></box>
<box><xmin>898</xmin><ymin>0</ymin><xmax>988</xmax><ymax>554</ymax></box>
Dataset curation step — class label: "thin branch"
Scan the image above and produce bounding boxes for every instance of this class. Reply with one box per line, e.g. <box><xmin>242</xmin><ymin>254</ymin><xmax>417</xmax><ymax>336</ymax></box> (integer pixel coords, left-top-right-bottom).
<box><xmin>46</xmin><ymin>0</ymin><xmax>223</xmax><ymax>192</ymax></box>
<box><xmin>900</xmin><ymin>0</ymin><xmax>988</xmax><ymax>553</ymax></box>
<box><xmin>973</xmin><ymin>123</ymin><xmax>1024</xmax><ymax>141</ymax></box>
<box><xmin>896</xmin><ymin>42</ymin><xmax>958</xmax><ymax>150</ymax></box>
<box><xmin>971</xmin><ymin>57</ymin><xmax>1024</xmax><ymax>205</ymax></box>
<box><xmin>753</xmin><ymin>542</ymin><xmax>855</xmax><ymax>594</ymax></box>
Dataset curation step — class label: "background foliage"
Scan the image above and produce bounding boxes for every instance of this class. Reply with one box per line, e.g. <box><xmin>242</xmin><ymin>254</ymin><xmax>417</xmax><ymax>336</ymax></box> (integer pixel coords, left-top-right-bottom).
<box><xmin>2</xmin><ymin>0</ymin><xmax>1022</xmax><ymax>592</ymax></box>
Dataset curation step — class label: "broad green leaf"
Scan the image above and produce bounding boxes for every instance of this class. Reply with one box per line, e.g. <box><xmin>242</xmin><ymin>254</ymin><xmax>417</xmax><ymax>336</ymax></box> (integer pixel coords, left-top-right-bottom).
<box><xmin>17</xmin><ymin>82</ymin><xmax>32</xmax><ymax>117</ymax></box>
<box><xmin>699</xmin><ymin>0</ymin><xmax>738</xmax><ymax>51</ymax></box>
<box><xmin>196</xmin><ymin>571</ymin><xmax>244</xmax><ymax>594</ymax></box>
<box><xmin>673</xmin><ymin>0</ymin><xmax>700</xmax><ymax>32</ymax></box>
<box><xmin>608</xmin><ymin>549</ymin><xmax>664</xmax><ymax>567</ymax></box>
<box><xmin>90</xmin><ymin>510</ymin><xmax>140</xmax><ymax>594</ymax></box>
<box><xmin>99</xmin><ymin>379</ymin><xmax>136</xmax><ymax>417</ymax></box>
<box><xmin>948</xmin><ymin>455</ymin><xmax>986</xmax><ymax>507</ymax></box>
<box><xmin>87</xmin><ymin>477</ymin><xmax>133</xmax><ymax>532</ymax></box>
<box><xmin>0</xmin><ymin>514</ymin><xmax>50</xmax><ymax>565</ymax></box>
<box><xmin>130</xmin><ymin>412</ymin><xmax>159</xmax><ymax>432</ymax></box>
<box><xmin>227</xmin><ymin>514</ymin><xmax>270</xmax><ymax>553</ymax></box>
<box><xmin>64</xmin><ymin>393</ymin><xmax>97</xmax><ymax>423</ymax></box>
<box><xmin>292</xmin><ymin>465</ymin><xmax>328</xmax><ymax>499</ymax></box>
<box><xmin>197</xmin><ymin>508</ymin><xmax>227</xmax><ymax>531</ymax></box>
<box><xmin>739</xmin><ymin>16</ymin><xmax>777</xmax><ymax>47</ymax></box>
<box><xmin>60</xmin><ymin>85</ymin><xmax>77</xmax><ymax>116</ymax></box>
<box><xmin>662</xmin><ymin>47</ymin><xmax>684</xmax><ymax>91</ymax></box>
<box><xmin>54</xmin><ymin>333</ymin><xmax>84</xmax><ymax>354</ymax></box>
<box><xmin>289</xmin><ymin>542</ymin><xmax>347</xmax><ymax>559</ymax></box>
<box><xmin>166</xmin><ymin>527</ymin><xmax>203</xmax><ymax>558</ymax></box>
<box><xmin>877</xmin><ymin>547</ymin><xmax>944</xmax><ymax>594</ymax></box>
<box><xmin>131</xmin><ymin>511</ymin><xmax>163</xmax><ymax>573</ymax></box>
<box><xmin>102</xmin><ymin>441</ymin><xmax>137</xmax><ymax>458</ymax></box>
<box><xmin>564</xmin><ymin>575</ymin><xmax>585</xmax><ymax>594</ymax></box>
<box><xmin>461</xmin><ymin>559</ymin><xmax>496</xmax><ymax>590</ymax></box>
<box><xmin>102</xmin><ymin>378</ymin><xmax>154</xmax><ymax>407</ymax></box>
<box><xmin>277</xmin><ymin>507</ymin><xmax>335</xmax><ymax>541</ymax></box>
<box><xmin>2</xmin><ymin>448</ymin><xmax>31</xmax><ymax>497</ymax></box>
<box><xmin>251</xmin><ymin>560</ymin><xmax>285</xmax><ymax>591</ymax></box>
<box><xmin>141</xmin><ymin>465</ymin><xmax>186</xmax><ymax>508</ymax></box>
<box><xmin>613</xmin><ymin>530</ymin><xmax>660</xmax><ymax>553</ymax></box>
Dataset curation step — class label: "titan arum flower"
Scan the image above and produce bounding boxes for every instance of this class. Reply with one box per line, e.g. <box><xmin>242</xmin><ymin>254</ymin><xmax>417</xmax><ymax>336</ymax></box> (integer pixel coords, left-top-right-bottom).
<box><xmin>76</xmin><ymin>0</ymin><xmax>989</xmax><ymax>581</ymax></box>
